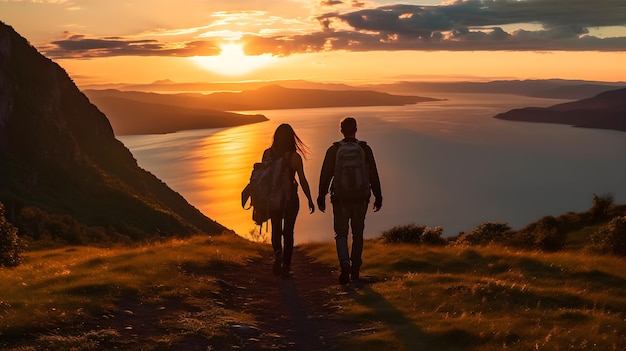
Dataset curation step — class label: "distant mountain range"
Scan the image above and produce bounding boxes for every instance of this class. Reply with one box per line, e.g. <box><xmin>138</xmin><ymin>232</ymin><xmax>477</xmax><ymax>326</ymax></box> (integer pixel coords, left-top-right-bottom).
<box><xmin>363</xmin><ymin>80</ymin><xmax>626</xmax><ymax>100</ymax></box>
<box><xmin>82</xmin><ymin>78</ymin><xmax>625</xmax><ymax>100</ymax></box>
<box><xmin>82</xmin><ymin>79</ymin><xmax>359</xmax><ymax>93</ymax></box>
<box><xmin>202</xmin><ymin>84</ymin><xmax>437</xmax><ymax>110</ymax></box>
<box><xmin>0</xmin><ymin>22</ymin><xmax>226</xmax><ymax>244</ymax></box>
<box><xmin>495</xmin><ymin>88</ymin><xmax>626</xmax><ymax>132</ymax></box>
<box><xmin>85</xmin><ymin>79</ymin><xmax>626</xmax><ymax>137</ymax></box>
<box><xmin>85</xmin><ymin>85</ymin><xmax>440</xmax><ymax>135</ymax></box>
<box><xmin>84</xmin><ymin>91</ymin><xmax>268</xmax><ymax>135</ymax></box>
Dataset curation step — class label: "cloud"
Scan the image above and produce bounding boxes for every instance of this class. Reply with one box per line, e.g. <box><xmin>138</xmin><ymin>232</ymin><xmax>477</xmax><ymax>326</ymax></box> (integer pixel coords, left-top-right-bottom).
<box><xmin>40</xmin><ymin>0</ymin><xmax>626</xmax><ymax>58</ymax></box>
<box><xmin>332</xmin><ymin>0</ymin><xmax>626</xmax><ymax>34</ymax></box>
<box><xmin>241</xmin><ymin>32</ymin><xmax>330</xmax><ymax>56</ymax></box>
<box><xmin>306</xmin><ymin>0</ymin><xmax>626</xmax><ymax>52</ymax></box>
<box><xmin>320</xmin><ymin>0</ymin><xmax>344</xmax><ymax>6</ymax></box>
<box><xmin>41</xmin><ymin>33</ymin><xmax>221</xmax><ymax>58</ymax></box>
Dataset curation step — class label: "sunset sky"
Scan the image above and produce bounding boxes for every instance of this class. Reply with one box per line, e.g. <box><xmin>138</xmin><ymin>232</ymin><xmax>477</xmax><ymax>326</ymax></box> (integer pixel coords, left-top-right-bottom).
<box><xmin>2</xmin><ymin>0</ymin><xmax>626</xmax><ymax>86</ymax></box>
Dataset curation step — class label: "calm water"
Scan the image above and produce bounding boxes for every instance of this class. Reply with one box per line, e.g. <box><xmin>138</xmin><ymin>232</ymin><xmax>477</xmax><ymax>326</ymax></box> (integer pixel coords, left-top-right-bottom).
<box><xmin>118</xmin><ymin>93</ymin><xmax>626</xmax><ymax>243</ymax></box>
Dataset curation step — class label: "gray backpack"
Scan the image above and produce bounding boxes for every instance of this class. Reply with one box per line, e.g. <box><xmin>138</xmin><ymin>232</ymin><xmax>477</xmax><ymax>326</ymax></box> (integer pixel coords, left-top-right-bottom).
<box><xmin>242</xmin><ymin>152</ymin><xmax>293</xmax><ymax>226</ymax></box>
<box><xmin>333</xmin><ymin>140</ymin><xmax>370</xmax><ymax>201</ymax></box>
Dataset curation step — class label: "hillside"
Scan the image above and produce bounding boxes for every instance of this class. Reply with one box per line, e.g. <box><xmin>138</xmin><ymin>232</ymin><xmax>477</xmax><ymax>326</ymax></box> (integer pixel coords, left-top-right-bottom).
<box><xmin>2</xmin><ymin>205</ymin><xmax>626</xmax><ymax>350</ymax></box>
<box><xmin>85</xmin><ymin>94</ymin><xmax>267</xmax><ymax>135</ymax></box>
<box><xmin>84</xmin><ymin>85</ymin><xmax>439</xmax><ymax>135</ymax></box>
<box><xmin>85</xmin><ymin>85</ymin><xmax>437</xmax><ymax>112</ymax></box>
<box><xmin>494</xmin><ymin>88</ymin><xmax>626</xmax><ymax>132</ymax></box>
<box><xmin>0</xmin><ymin>22</ymin><xmax>226</xmax><ymax>243</ymax></box>
<box><xmin>203</xmin><ymin>84</ymin><xmax>439</xmax><ymax>110</ymax></box>
<box><xmin>365</xmin><ymin>79</ymin><xmax>625</xmax><ymax>99</ymax></box>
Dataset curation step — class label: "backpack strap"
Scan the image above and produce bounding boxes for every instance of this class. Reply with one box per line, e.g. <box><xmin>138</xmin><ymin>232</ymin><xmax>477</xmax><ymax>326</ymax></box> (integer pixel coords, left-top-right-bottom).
<box><xmin>241</xmin><ymin>183</ymin><xmax>252</xmax><ymax>209</ymax></box>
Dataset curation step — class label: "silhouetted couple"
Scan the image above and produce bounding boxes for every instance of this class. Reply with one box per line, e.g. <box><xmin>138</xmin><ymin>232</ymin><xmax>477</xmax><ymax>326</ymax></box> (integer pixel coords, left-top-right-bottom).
<box><xmin>261</xmin><ymin>117</ymin><xmax>382</xmax><ymax>284</ymax></box>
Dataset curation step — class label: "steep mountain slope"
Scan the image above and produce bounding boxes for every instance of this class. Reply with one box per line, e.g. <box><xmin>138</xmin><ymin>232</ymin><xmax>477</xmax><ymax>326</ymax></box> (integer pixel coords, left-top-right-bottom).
<box><xmin>494</xmin><ymin>88</ymin><xmax>626</xmax><ymax>132</ymax></box>
<box><xmin>0</xmin><ymin>22</ymin><xmax>226</xmax><ymax>242</ymax></box>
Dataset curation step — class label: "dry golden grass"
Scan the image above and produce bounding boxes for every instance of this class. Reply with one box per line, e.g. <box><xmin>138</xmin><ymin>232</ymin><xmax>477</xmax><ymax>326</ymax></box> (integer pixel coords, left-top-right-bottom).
<box><xmin>302</xmin><ymin>240</ymin><xmax>626</xmax><ymax>350</ymax></box>
<box><xmin>0</xmin><ymin>233</ymin><xmax>265</xmax><ymax>350</ymax></box>
<box><xmin>3</xmin><ymin>234</ymin><xmax>626</xmax><ymax>350</ymax></box>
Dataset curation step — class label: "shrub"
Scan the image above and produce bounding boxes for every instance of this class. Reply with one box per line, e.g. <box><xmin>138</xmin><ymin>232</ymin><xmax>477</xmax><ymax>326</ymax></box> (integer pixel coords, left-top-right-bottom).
<box><xmin>455</xmin><ymin>222</ymin><xmax>512</xmax><ymax>246</ymax></box>
<box><xmin>591</xmin><ymin>216</ymin><xmax>626</xmax><ymax>256</ymax></box>
<box><xmin>513</xmin><ymin>216</ymin><xmax>567</xmax><ymax>252</ymax></box>
<box><xmin>15</xmin><ymin>206</ymin><xmax>119</xmax><ymax>246</ymax></box>
<box><xmin>533</xmin><ymin>216</ymin><xmax>567</xmax><ymax>252</ymax></box>
<box><xmin>0</xmin><ymin>203</ymin><xmax>22</xmax><ymax>266</ymax></box>
<box><xmin>381</xmin><ymin>224</ymin><xmax>445</xmax><ymax>246</ymax></box>
<box><xmin>590</xmin><ymin>193</ymin><xmax>614</xmax><ymax>220</ymax></box>
<box><xmin>421</xmin><ymin>226</ymin><xmax>446</xmax><ymax>246</ymax></box>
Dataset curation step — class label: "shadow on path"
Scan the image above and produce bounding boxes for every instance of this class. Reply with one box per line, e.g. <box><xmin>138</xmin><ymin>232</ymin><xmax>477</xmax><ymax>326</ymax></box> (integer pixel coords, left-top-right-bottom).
<box><xmin>222</xmin><ymin>246</ymin><xmax>356</xmax><ymax>351</ymax></box>
<box><xmin>347</xmin><ymin>281</ymin><xmax>476</xmax><ymax>350</ymax></box>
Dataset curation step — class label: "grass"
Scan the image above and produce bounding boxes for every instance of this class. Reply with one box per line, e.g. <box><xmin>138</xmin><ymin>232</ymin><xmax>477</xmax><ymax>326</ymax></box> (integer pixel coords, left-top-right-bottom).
<box><xmin>2</xmin><ymin>232</ymin><xmax>626</xmax><ymax>350</ymax></box>
<box><xmin>0</xmin><ymin>233</ymin><xmax>265</xmax><ymax>350</ymax></box>
<box><xmin>302</xmin><ymin>241</ymin><xmax>626</xmax><ymax>350</ymax></box>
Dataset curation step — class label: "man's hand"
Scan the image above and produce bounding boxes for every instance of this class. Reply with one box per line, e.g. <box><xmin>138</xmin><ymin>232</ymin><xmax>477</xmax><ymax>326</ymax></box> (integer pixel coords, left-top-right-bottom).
<box><xmin>373</xmin><ymin>196</ymin><xmax>382</xmax><ymax>212</ymax></box>
<box><xmin>317</xmin><ymin>195</ymin><xmax>326</xmax><ymax>213</ymax></box>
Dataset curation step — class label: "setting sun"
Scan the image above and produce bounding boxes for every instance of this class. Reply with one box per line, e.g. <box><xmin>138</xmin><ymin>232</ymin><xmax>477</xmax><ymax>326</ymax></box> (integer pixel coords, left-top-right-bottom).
<box><xmin>191</xmin><ymin>43</ymin><xmax>277</xmax><ymax>76</ymax></box>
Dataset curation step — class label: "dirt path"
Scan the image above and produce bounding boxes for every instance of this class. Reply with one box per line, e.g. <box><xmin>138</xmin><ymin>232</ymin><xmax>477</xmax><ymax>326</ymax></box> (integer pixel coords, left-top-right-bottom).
<box><xmin>45</xmin><ymin>246</ymin><xmax>360</xmax><ymax>351</ymax></box>
<box><xmin>221</xmin><ymin>246</ymin><xmax>357</xmax><ymax>350</ymax></box>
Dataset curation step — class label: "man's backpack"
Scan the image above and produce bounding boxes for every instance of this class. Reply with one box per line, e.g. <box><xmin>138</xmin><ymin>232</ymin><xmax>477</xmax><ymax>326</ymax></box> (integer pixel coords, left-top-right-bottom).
<box><xmin>333</xmin><ymin>140</ymin><xmax>371</xmax><ymax>202</ymax></box>
<box><xmin>241</xmin><ymin>152</ymin><xmax>294</xmax><ymax>226</ymax></box>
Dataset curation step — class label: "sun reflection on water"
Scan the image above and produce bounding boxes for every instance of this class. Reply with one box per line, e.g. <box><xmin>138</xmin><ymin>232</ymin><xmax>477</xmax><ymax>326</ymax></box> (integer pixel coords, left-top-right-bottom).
<box><xmin>188</xmin><ymin>123</ymin><xmax>272</xmax><ymax>239</ymax></box>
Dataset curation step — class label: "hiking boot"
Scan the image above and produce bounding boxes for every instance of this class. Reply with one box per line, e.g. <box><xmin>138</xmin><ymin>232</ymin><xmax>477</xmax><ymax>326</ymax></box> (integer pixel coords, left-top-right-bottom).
<box><xmin>351</xmin><ymin>268</ymin><xmax>360</xmax><ymax>281</ymax></box>
<box><xmin>339</xmin><ymin>266</ymin><xmax>351</xmax><ymax>285</ymax></box>
<box><xmin>272</xmin><ymin>253</ymin><xmax>283</xmax><ymax>276</ymax></box>
<box><xmin>281</xmin><ymin>265</ymin><xmax>292</xmax><ymax>278</ymax></box>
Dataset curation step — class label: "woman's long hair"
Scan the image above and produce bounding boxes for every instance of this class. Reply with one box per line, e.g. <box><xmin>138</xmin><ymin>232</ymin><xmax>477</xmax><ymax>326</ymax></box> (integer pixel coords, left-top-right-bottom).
<box><xmin>270</xmin><ymin>123</ymin><xmax>309</xmax><ymax>159</ymax></box>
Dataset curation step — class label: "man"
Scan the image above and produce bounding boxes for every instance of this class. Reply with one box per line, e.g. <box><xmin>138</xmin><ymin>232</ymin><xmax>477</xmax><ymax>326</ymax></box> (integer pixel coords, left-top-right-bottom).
<box><xmin>317</xmin><ymin>117</ymin><xmax>382</xmax><ymax>285</ymax></box>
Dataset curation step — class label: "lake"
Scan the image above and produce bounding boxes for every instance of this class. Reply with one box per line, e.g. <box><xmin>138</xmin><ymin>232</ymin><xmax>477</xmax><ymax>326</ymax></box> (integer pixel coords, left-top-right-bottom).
<box><xmin>118</xmin><ymin>93</ymin><xmax>626</xmax><ymax>243</ymax></box>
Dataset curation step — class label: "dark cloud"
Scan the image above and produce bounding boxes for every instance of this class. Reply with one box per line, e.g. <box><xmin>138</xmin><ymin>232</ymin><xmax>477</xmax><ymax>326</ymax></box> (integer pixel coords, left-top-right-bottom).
<box><xmin>241</xmin><ymin>32</ymin><xmax>329</xmax><ymax>56</ymax></box>
<box><xmin>41</xmin><ymin>33</ymin><xmax>221</xmax><ymax>58</ymax></box>
<box><xmin>319</xmin><ymin>0</ymin><xmax>367</xmax><ymax>8</ymax></box>
<box><xmin>309</xmin><ymin>0</ymin><xmax>626</xmax><ymax>52</ymax></box>
<box><xmin>351</xmin><ymin>0</ymin><xmax>365</xmax><ymax>8</ymax></box>
<box><xmin>320</xmin><ymin>0</ymin><xmax>343</xmax><ymax>6</ymax></box>
<box><xmin>284</xmin><ymin>27</ymin><xmax>626</xmax><ymax>52</ymax></box>
<box><xmin>328</xmin><ymin>0</ymin><xmax>626</xmax><ymax>36</ymax></box>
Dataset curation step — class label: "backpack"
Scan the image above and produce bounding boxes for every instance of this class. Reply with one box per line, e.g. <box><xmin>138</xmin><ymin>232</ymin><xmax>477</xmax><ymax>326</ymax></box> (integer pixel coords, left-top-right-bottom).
<box><xmin>241</xmin><ymin>152</ymin><xmax>294</xmax><ymax>226</ymax></box>
<box><xmin>332</xmin><ymin>140</ymin><xmax>371</xmax><ymax>202</ymax></box>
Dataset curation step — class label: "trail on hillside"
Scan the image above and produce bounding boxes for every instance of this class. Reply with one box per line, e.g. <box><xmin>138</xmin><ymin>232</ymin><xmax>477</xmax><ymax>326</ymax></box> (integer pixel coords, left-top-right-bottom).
<box><xmin>221</xmin><ymin>247</ymin><xmax>358</xmax><ymax>350</ymax></box>
<box><xmin>41</xmin><ymin>246</ymin><xmax>362</xmax><ymax>351</ymax></box>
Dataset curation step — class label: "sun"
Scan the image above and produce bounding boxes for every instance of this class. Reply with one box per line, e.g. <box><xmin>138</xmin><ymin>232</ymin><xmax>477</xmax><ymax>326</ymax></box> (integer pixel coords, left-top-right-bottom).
<box><xmin>191</xmin><ymin>43</ymin><xmax>277</xmax><ymax>76</ymax></box>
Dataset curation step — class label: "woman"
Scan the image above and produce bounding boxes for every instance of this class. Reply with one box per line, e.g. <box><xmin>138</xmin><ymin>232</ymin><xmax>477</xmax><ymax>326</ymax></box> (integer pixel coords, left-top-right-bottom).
<box><xmin>262</xmin><ymin>124</ymin><xmax>315</xmax><ymax>277</ymax></box>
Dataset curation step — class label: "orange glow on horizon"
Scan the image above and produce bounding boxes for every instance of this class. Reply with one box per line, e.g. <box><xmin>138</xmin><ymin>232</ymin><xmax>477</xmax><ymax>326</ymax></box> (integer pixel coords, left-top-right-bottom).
<box><xmin>58</xmin><ymin>50</ymin><xmax>626</xmax><ymax>88</ymax></box>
